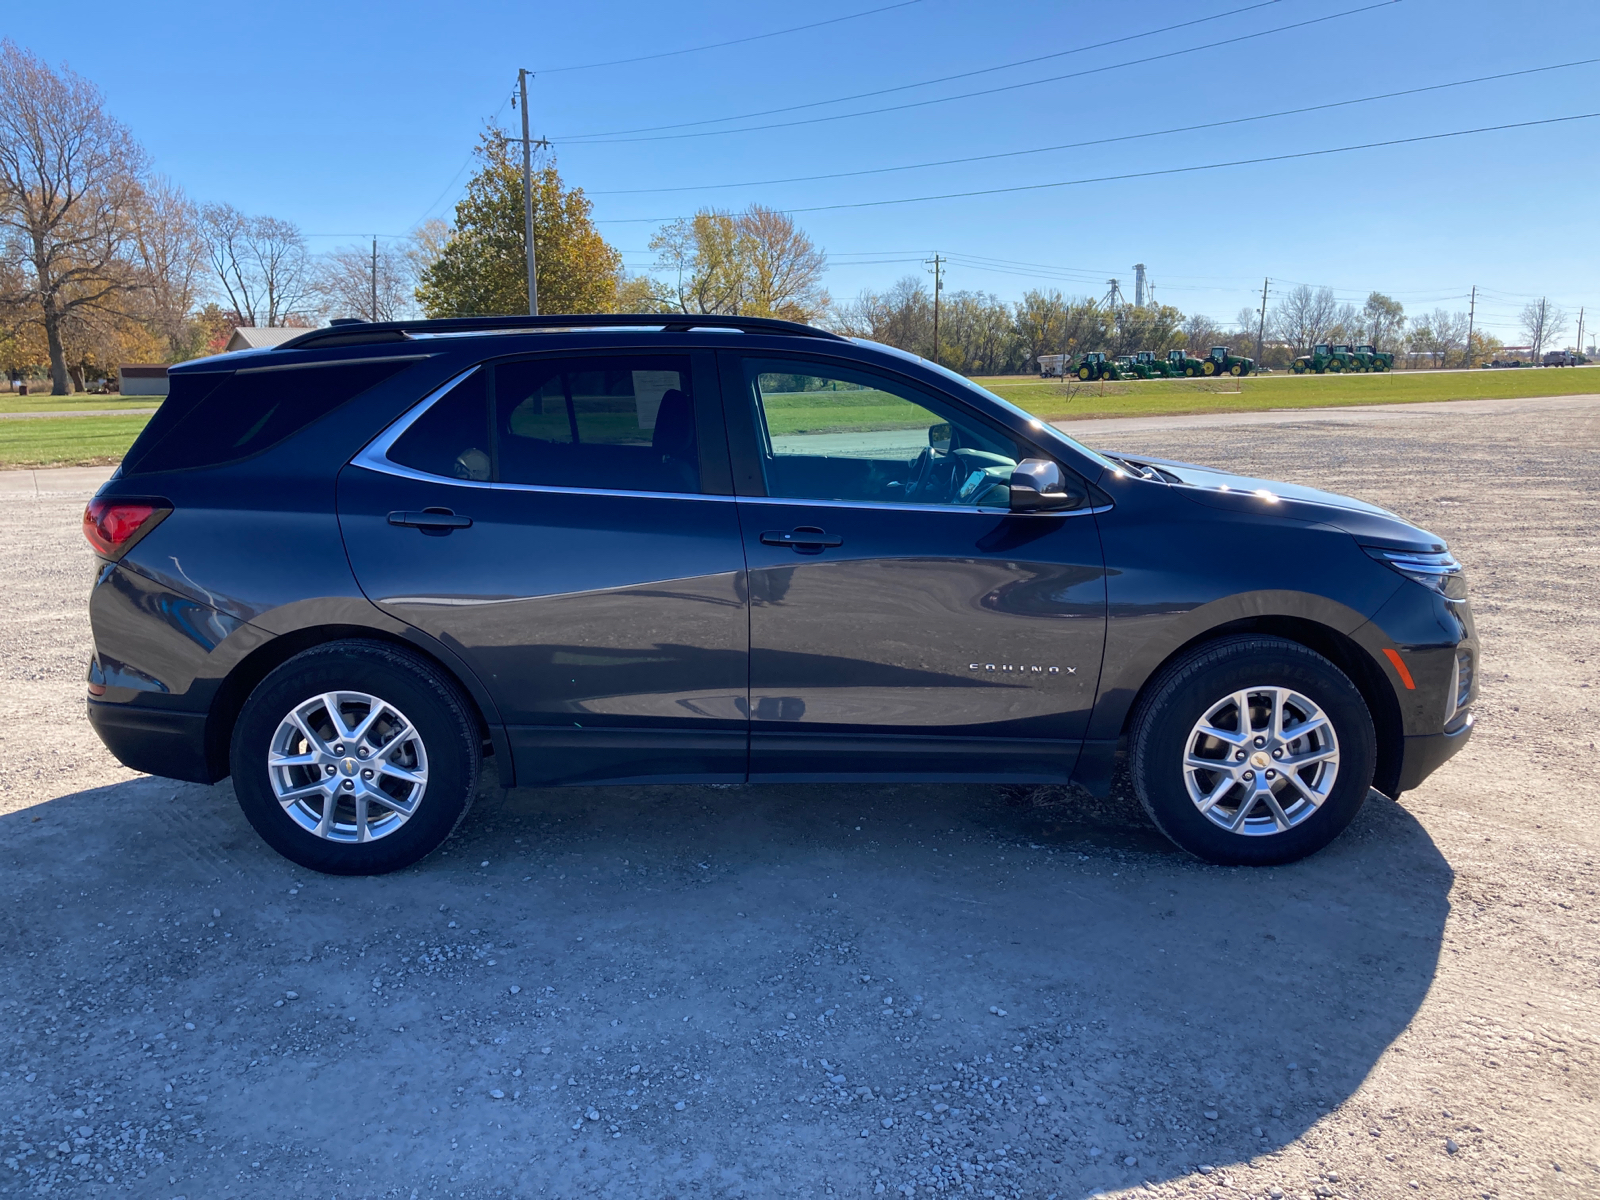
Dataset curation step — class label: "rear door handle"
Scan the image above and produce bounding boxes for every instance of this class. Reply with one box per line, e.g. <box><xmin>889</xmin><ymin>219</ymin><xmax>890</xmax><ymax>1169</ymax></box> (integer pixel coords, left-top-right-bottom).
<box><xmin>388</xmin><ymin>508</ymin><xmax>473</xmax><ymax>532</ymax></box>
<box><xmin>760</xmin><ymin>527</ymin><xmax>842</xmax><ymax>549</ymax></box>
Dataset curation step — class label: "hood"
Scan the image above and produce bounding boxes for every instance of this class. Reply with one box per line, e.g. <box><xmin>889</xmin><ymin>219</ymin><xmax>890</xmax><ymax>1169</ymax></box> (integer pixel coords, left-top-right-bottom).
<box><xmin>1104</xmin><ymin>452</ymin><xmax>1446</xmax><ymax>552</ymax></box>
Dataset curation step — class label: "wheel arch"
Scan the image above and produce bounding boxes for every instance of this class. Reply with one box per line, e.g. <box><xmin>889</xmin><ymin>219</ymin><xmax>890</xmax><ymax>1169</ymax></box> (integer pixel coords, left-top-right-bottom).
<box><xmin>1096</xmin><ymin>614</ymin><xmax>1404</xmax><ymax>799</ymax></box>
<box><xmin>203</xmin><ymin>623</ymin><xmax>510</xmax><ymax>786</ymax></box>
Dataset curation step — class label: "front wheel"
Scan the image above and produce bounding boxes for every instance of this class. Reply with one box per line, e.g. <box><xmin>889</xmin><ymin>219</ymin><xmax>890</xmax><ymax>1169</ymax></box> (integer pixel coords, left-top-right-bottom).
<box><xmin>1184</xmin><ymin>365</ymin><xmax>1198</xmax><ymax>377</ymax></box>
<box><xmin>230</xmin><ymin>640</ymin><xmax>482</xmax><ymax>875</ymax></box>
<box><xmin>1201</xmin><ymin>360</ymin><xmax>1217</xmax><ymax>376</ymax></box>
<box><xmin>1229</xmin><ymin>363</ymin><xmax>1243</xmax><ymax>376</ymax></box>
<box><xmin>1129</xmin><ymin>636</ymin><xmax>1376</xmax><ymax>866</ymax></box>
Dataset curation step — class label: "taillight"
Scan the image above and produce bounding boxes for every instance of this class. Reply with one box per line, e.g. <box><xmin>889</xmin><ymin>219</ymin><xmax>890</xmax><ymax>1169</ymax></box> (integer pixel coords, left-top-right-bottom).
<box><xmin>83</xmin><ymin>496</ymin><xmax>170</xmax><ymax>558</ymax></box>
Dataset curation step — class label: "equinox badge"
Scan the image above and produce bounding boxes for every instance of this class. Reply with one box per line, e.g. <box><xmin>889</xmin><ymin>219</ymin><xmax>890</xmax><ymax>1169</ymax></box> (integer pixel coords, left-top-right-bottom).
<box><xmin>969</xmin><ymin>663</ymin><xmax>1072</xmax><ymax>674</ymax></box>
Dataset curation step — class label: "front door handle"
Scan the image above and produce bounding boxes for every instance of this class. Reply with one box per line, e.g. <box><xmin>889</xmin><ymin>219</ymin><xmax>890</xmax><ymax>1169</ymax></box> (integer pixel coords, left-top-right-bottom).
<box><xmin>388</xmin><ymin>507</ymin><xmax>473</xmax><ymax>533</ymax></box>
<box><xmin>761</xmin><ymin>527</ymin><xmax>842</xmax><ymax>550</ymax></box>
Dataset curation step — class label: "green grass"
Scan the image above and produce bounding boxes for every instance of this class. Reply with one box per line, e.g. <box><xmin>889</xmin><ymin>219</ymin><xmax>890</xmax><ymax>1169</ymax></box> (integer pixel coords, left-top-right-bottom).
<box><xmin>0</xmin><ymin>393</ymin><xmax>160</xmax><ymax>414</ymax></box>
<box><xmin>0</xmin><ymin>414</ymin><xmax>151</xmax><ymax>468</ymax></box>
<box><xmin>974</xmin><ymin>364</ymin><xmax>1600</xmax><ymax>422</ymax></box>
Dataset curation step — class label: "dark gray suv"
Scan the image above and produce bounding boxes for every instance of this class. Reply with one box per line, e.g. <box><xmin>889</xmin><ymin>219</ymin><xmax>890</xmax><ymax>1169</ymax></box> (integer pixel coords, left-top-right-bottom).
<box><xmin>83</xmin><ymin>315</ymin><xmax>1476</xmax><ymax>874</ymax></box>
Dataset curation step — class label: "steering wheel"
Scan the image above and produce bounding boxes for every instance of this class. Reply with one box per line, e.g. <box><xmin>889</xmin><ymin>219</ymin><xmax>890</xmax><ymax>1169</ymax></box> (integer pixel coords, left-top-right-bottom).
<box><xmin>905</xmin><ymin>447</ymin><xmax>935</xmax><ymax>500</ymax></box>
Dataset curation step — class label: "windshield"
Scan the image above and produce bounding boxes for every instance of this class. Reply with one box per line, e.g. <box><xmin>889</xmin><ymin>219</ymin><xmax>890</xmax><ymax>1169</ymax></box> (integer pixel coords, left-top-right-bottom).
<box><xmin>852</xmin><ymin>338</ymin><xmax>1121</xmax><ymax>476</ymax></box>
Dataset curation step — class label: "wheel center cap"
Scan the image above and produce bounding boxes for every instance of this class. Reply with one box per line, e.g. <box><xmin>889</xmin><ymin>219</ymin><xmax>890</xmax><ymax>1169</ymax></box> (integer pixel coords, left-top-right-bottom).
<box><xmin>1249</xmin><ymin>751</ymin><xmax>1271</xmax><ymax>769</ymax></box>
<box><xmin>340</xmin><ymin>757</ymin><xmax>359</xmax><ymax>776</ymax></box>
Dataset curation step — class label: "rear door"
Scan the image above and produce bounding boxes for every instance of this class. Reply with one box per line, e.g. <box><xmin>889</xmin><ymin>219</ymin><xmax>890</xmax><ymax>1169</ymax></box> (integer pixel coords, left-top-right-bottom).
<box><xmin>721</xmin><ymin>351</ymin><xmax>1107</xmax><ymax>782</ymax></box>
<box><xmin>337</xmin><ymin>348</ymin><xmax>749</xmax><ymax>785</ymax></box>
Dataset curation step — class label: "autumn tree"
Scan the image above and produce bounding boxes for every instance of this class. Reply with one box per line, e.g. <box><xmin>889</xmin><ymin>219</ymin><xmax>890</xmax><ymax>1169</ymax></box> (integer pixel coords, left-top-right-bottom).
<box><xmin>0</xmin><ymin>39</ymin><xmax>147</xmax><ymax>394</ymax></box>
<box><xmin>417</xmin><ymin>132</ymin><xmax>620</xmax><ymax>316</ymax></box>
<box><xmin>128</xmin><ymin>176</ymin><xmax>208</xmax><ymax>358</ymax></box>
<box><xmin>647</xmin><ymin>204</ymin><xmax>828</xmax><ymax>322</ymax></box>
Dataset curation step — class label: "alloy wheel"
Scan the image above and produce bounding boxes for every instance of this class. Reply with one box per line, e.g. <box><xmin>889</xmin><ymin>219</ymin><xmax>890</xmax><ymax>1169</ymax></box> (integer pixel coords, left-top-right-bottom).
<box><xmin>1182</xmin><ymin>685</ymin><xmax>1340</xmax><ymax>835</ymax></box>
<box><xmin>268</xmin><ymin>691</ymin><xmax>429</xmax><ymax>843</ymax></box>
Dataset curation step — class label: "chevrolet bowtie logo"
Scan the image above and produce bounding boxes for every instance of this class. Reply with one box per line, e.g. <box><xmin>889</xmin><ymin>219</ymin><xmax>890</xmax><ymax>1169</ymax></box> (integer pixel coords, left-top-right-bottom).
<box><xmin>968</xmin><ymin>663</ymin><xmax>1074</xmax><ymax>675</ymax></box>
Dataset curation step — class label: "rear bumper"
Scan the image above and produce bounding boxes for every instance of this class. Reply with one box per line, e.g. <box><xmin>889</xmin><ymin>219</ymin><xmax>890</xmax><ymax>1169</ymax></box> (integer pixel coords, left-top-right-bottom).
<box><xmin>1395</xmin><ymin>713</ymin><xmax>1473</xmax><ymax>794</ymax></box>
<box><xmin>87</xmin><ymin>698</ymin><xmax>217</xmax><ymax>784</ymax></box>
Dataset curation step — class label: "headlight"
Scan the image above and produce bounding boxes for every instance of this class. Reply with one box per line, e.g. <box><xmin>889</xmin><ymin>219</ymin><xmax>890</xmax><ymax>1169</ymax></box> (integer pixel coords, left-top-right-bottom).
<box><xmin>1363</xmin><ymin>546</ymin><xmax>1468</xmax><ymax>601</ymax></box>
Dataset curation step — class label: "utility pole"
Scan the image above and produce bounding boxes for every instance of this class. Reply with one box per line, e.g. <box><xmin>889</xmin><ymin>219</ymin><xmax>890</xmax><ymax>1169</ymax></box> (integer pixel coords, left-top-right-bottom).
<box><xmin>1255</xmin><ymin>277</ymin><xmax>1269</xmax><ymax>366</ymax></box>
<box><xmin>925</xmin><ymin>254</ymin><xmax>944</xmax><ymax>366</ymax></box>
<box><xmin>370</xmin><ymin>236</ymin><xmax>378</xmax><ymax>322</ymax></box>
<box><xmin>1465</xmin><ymin>285</ymin><xmax>1476</xmax><ymax>369</ymax></box>
<box><xmin>1575</xmin><ymin>306</ymin><xmax>1585</xmax><ymax>360</ymax></box>
<box><xmin>517</xmin><ymin>68</ymin><xmax>539</xmax><ymax>316</ymax></box>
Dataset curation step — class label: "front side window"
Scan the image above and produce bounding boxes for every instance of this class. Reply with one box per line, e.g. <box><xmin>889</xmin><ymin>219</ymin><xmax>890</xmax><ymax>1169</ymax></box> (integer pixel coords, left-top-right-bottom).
<box><xmin>743</xmin><ymin>357</ymin><xmax>1026</xmax><ymax>508</ymax></box>
<box><xmin>385</xmin><ymin>354</ymin><xmax>701</xmax><ymax>494</ymax></box>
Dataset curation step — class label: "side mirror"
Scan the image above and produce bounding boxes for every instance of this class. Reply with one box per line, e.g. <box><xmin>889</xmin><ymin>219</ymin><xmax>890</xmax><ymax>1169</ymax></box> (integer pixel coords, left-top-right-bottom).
<box><xmin>928</xmin><ymin>422</ymin><xmax>952</xmax><ymax>452</ymax></box>
<box><xmin>1009</xmin><ymin>458</ymin><xmax>1083</xmax><ymax>513</ymax></box>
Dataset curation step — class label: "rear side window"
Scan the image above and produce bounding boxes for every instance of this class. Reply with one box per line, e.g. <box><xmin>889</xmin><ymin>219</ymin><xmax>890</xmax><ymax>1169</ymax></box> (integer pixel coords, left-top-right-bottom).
<box><xmin>384</xmin><ymin>355</ymin><xmax>701</xmax><ymax>495</ymax></box>
<box><xmin>123</xmin><ymin>358</ymin><xmax>414</xmax><ymax>474</ymax></box>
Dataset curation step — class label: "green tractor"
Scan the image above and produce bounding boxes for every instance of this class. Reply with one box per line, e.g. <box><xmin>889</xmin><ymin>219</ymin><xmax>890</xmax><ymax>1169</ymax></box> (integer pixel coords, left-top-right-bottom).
<box><xmin>1199</xmin><ymin>345</ymin><xmax>1254</xmax><ymax>377</ymax></box>
<box><xmin>1292</xmin><ymin>343</ymin><xmax>1364</xmax><ymax>374</ymax></box>
<box><xmin>1166</xmin><ymin>348</ymin><xmax>1209</xmax><ymax>377</ymax></box>
<box><xmin>1133</xmin><ymin>350</ymin><xmax>1180</xmax><ymax>378</ymax></box>
<box><xmin>1076</xmin><ymin>351</ymin><xmax>1131</xmax><ymax>381</ymax></box>
<box><xmin>1353</xmin><ymin>343</ymin><xmax>1394</xmax><ymax>372</ymax></box>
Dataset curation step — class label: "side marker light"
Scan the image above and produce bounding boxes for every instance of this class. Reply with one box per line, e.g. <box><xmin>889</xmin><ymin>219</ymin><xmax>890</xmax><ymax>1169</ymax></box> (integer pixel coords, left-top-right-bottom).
<box><xmin>1381</xmin><ymin>648</ymin><xmax>1416</xmax><ymax>690</ymax></box>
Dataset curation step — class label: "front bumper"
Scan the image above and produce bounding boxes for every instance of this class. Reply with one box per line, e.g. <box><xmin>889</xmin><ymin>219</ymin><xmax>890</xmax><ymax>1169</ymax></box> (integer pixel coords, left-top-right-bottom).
<box><xmin>1395</xmin><ymin>712</ymin><xmax>1474</xmax><ymax>793</ymax></box>
<box><xmin>87</xmin><ymin>697</ymin><xmax>216</xmax><ymax>783</ymax></box>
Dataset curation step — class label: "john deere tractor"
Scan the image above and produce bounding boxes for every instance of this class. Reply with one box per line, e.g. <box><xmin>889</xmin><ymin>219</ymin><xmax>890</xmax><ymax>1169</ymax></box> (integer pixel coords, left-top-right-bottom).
<box><xmin>1353</xmin><ymin>343</ymin><xmax>1394</xmax><ymax>372</ymax></box>
<box><xmin>1199</xmin><ymin>345</ymin><xmax>1254</xmax><ymax>376</ymax></box>
<box><xmin>1292</xmin><ymin>343</ymin><xmax>1363</xmax><ymax>374</ymax></box>
<box><xmin>1133</xmin><ymin>350</ymin><xmax>1179</xmax><ymax>378</ymax></box>
<box><xmin>1166</xmin><ymin>348</ymin><xmax>1208</xmax><ymax>376</ymax></box>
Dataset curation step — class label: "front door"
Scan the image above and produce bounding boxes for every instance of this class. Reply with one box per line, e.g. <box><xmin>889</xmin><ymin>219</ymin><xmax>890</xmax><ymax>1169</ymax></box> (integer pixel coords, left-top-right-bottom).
<box><xmin>722</xmin><ymin>352</ymin><xmax>1107</xmax><ymax>782</ymax></box>
<box><xmin>337</xmin><ymin>350</ymin><xmax>748</xmax><ymax>785</ymax></box>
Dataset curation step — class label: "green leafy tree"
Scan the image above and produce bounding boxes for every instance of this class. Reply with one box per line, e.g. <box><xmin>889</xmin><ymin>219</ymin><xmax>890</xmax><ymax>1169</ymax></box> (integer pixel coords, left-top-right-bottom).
<box><xmin>416</xmin><ymin>132</ymin><xmax>621</xmax><ymax>317</ymax></box>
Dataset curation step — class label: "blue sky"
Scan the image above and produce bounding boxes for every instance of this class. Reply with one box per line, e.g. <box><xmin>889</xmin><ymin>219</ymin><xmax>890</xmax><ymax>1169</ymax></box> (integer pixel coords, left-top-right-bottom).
<box><xmin>12</xmin><ymin>0</ymin><xmax>1600</xmax><ymax>344</ymax></box>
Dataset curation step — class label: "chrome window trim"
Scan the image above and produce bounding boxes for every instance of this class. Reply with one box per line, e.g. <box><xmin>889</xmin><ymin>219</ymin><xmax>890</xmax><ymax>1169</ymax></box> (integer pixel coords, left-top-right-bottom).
<box><xmin>352</xmin><ymin>365</ymin><xmax>1107</xmax><ymax>518</ymax></box>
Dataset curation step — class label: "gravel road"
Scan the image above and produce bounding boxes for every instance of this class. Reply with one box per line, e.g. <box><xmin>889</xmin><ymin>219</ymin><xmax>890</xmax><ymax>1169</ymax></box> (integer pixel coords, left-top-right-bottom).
<box><xmin>1</xmin><ymin>397</ymin><xmax>1596</xmax><ymax>1200</ymax></box>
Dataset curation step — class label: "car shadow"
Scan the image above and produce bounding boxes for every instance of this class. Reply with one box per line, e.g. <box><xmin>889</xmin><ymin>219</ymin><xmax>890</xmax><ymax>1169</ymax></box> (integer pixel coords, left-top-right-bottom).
<box><xmin>0</xmin><ymin>771</ymin><xmax>1449</xmax><ymax>1198</ymax></box>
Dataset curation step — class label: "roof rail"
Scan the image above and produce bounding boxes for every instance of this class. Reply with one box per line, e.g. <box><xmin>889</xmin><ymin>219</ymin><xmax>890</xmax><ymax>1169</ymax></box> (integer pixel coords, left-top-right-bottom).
<box><xmin>277</xmin><ymin>312</ymin><xmax>846</xmax><ymax>351</ymax></box>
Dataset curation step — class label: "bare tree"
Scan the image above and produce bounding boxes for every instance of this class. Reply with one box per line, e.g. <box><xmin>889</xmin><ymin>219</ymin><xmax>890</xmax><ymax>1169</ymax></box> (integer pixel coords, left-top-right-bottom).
<box><xmin>0</xmin><ymin>39</ymin><xmax>147</xmax><ymax>394</ymax></box>
<box><xmin>1520</xmin><ymin>298</ymin><xmax>1568</xmax><ymax>360</ymax></box>
<box><xmin>1408</xmin><ymin>309</ymin><xmax>1470</xmax><ymax>368</ymax></box>
<box><xmin>200</xmin><ymin>203</ymin><xmax>315</xmax><ymax>327</ymax></box>
<box><xmin>128</xmin><ymin>176</ymin><xmax>206</xmax><ymax>359</ymax></box>
<box><xmin>1182</xmin><ymin>312</ymin><xmax>1225</xmax><ymax>352</ymax></box>
<box><xmin>1270</xmin><ymin>284</ymin><xmax>1340</xmax><ymax>355</ymax></box>
<box><xmin>318</xmin><ymin>240</ymin><xmax>417</xmax><ymax>322</ymax></box>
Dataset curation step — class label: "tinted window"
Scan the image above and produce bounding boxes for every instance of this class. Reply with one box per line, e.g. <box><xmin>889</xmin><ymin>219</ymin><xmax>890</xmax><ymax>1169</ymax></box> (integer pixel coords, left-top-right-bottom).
<box><xmin>495</xmin><ymin>355</ymin><xmax>698</xmax><ymax>493</ymax></box>
<box><xmin>743</xmin><ymin>357</ymin><xmax>1025</xmax><ymax>507</ymax></box>
<box><xmin>125</xmin><ymin>358</ymin><xmax>413</xmax><ymax>474</ymax></box>
<box><xmin>387</xmin><ymin>370</ymin><xmax>491</xmax><ymax>482</ymax></box>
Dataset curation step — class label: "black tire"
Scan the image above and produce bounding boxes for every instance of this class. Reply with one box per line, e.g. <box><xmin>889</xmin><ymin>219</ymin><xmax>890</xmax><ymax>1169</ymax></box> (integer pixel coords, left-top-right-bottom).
<box><xmin>229</xmin><ymin>640</ymin><xmax>481</xmax><ymax>875</ymax></box>
<box><xmin>1129</xmin><ymin>636</ymin><xmax>1376</xmax><ymax>866</ymax></box>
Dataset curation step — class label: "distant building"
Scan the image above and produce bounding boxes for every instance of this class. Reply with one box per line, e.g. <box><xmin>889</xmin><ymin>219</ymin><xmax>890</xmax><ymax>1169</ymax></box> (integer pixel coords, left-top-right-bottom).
<box><xmin>118</xmin><ymin>365</ymin><xmax>169</xmax><ymax>396</ymax></box>
<box><xmin>224</xmin><ymin>327</ymin><xmax>309</xmax><ymax>353</ymax></box>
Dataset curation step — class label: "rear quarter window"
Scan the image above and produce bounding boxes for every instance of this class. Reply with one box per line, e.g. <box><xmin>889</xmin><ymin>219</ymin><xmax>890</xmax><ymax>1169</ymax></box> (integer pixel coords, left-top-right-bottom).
<box><xmin>122</xmin><ymin>358</ymin><xmax>416</xmax><ymax>475</ymax></box>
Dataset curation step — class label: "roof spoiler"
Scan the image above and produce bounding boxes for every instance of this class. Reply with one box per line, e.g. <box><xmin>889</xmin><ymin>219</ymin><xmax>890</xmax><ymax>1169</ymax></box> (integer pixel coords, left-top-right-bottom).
<box><xmin>278</xmin><ymin>313</ymin><xmax>847</xmax><ymax>351</ymax></box>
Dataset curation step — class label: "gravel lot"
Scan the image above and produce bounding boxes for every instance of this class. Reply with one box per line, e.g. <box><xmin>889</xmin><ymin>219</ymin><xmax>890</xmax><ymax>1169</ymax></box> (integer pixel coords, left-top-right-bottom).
<box><xmin>1</xmin><ymin>397</ymin><xmax>1596</xmax><ymax>1200</ymax></box>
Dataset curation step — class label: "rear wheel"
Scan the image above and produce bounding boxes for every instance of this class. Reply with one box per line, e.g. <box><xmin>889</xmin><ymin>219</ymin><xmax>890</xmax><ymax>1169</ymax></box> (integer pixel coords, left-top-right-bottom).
<box><xmin>1078</xmin><ymin>365</ymin><xmax>1092</xmax><ymax>381</ymax></box>
<box><xmin>1129</xmin><ymin>636</ymin><xmax>1375</xmax><ymax>866</ymax></box>
<box><xmin>1373</xmin><ymin>359</ymin><xmax>1387</xmax><ymax>372</ymax></box>
<box><xmin>1202</xmin><ymin>360</ymin><xmax>1217</xmax><ymax>376</ymax></box>
<box><xmin>230</xmin><ymin>640</ymin><xmax>481</xmax><ymax>875</ymax></box>
<box><xmin>1328</xmin><ymin>359</ymin><xmax>1343</xmax><ymax>372</ymax></box>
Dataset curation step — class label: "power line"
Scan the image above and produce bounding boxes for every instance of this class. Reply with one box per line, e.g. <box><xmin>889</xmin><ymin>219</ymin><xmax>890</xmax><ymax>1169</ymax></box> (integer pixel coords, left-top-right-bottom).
<box><xmin>583</xmin><ymin>58</ymin><xmax>1598</xmax><ymax>196</ymax></box>
<box><xmin>557</xmin><ymin>0</ymin><xmax>1293</xmax><ymax>140</ymax></box>
<box><xmin>530</xmin><ymin>1</ymin><xmax>925</xmax><ymax>73</ymax></box>
<box><xmin>751</xmin><ymin>111</ymin><xmax>1600</xmax><ymax>217</ymax></box>
<box><xmin>559</xmin><ymin>1</ymin><xmax>1399</xmax><ymax>144</ymax></box>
